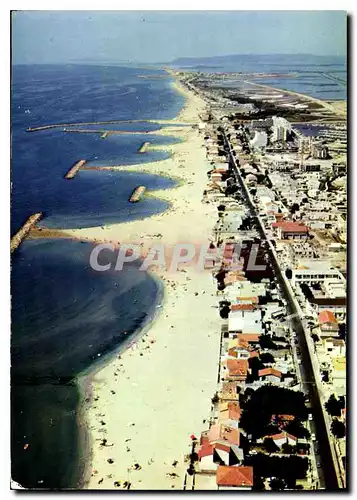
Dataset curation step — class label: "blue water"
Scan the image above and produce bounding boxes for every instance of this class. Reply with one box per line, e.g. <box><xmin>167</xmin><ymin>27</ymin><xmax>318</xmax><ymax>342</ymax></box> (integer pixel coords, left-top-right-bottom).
<box><xmin>11</xmin><ymin>64</ymin><xmax>185</xmax><ymax>489</ymax></box>
<box><xmin>11</xmin><ymin>238</ymin><xmax>163</xmax><ymax>488</ymax></box>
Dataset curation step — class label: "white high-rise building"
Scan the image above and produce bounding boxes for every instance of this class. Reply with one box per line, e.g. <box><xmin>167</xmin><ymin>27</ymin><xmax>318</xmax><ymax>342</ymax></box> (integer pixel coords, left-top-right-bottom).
<box><xmin>271</xmin><ymin>116</ymin><xmax>291</xmax><ymax>143</ymax></box>
<box><xmin>250</xmin><ymin>130</ymin><xmax>268</xmax><ymax>150</ymax></box>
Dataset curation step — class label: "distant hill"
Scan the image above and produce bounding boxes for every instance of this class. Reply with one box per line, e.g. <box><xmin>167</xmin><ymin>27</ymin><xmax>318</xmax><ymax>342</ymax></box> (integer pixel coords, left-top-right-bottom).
<box><xmin>169</xmin><ymin>53</ymin><xmax>346</xmax><ymax>67</ymax></box>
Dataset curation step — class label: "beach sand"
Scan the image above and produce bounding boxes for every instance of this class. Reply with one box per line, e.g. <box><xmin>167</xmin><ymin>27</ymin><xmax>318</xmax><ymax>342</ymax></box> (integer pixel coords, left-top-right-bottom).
<box><xmin>72</xmin><ymin>78</ymin><xmax>222</xmax><ymax>490</ymax></box>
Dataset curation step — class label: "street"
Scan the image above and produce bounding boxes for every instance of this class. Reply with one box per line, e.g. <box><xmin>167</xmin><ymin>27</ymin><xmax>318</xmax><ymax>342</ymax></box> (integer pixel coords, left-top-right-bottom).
<box><xmin>223</xmin><ymin>130</ymin><xmax>340</xmax><ymax>490</ymax></box>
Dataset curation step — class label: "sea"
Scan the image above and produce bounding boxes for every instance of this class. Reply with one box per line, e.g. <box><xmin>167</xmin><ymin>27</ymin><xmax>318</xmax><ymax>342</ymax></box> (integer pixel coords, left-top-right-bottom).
<box><xmin>11</xmin><ymin>57</ymin><xmax>346</xmax><ymax>489</ymax></box>
<box><xmin>11</xmin><ymin>64</ymin><xmax>185</xmax><ymax>489</ymax></box>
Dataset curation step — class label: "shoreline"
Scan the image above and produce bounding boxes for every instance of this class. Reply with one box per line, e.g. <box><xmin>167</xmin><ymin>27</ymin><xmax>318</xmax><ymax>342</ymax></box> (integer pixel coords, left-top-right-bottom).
<box><xmin>76</xmin><ymin>75</ymin><xmax>223</xmax><ymax>490</ymax></box>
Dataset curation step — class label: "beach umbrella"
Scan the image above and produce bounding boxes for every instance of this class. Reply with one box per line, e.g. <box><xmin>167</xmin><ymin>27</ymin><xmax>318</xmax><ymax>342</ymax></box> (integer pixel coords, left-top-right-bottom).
<box><xmin>190</xmin><ymin>434</ymin><xmax>197</xmax><ymax>440</ymax></box>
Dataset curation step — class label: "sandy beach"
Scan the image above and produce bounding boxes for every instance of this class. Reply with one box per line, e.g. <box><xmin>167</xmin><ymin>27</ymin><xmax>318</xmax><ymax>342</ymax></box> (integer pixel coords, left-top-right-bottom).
<box><xmin>70</xmin><ymin>77</ymin><xmax>222</xmax><ymax>489</ymax></box>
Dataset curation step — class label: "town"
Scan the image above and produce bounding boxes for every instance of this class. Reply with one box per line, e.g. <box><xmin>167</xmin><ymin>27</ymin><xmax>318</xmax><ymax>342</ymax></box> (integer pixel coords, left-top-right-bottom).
<box><xmin>179</xmin><ymin>71</ymin><xmax>347</xmax><ymax>491</ymax></box>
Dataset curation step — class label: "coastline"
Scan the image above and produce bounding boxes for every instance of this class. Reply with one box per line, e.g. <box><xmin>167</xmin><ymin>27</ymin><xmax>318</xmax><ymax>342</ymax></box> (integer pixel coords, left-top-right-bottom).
<box><xmin>75</xmin><ymin>76</ymin><xmax>222</xmax><ymax>490</ymax></box>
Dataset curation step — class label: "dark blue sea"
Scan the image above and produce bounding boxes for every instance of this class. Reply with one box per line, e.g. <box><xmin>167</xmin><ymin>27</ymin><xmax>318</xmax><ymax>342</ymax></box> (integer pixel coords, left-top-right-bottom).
<box><xmin>11</xmin><ymin>64</ymin><xmax>185</xmax><ymax>489</ymax></box>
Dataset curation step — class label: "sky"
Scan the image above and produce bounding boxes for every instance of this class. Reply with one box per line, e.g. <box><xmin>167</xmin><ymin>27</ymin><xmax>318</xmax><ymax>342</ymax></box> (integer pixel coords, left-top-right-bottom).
<box><xmin>11</xmin><ymin>11</ymin><xmax>347</xmax><ymax>65</ymax></box>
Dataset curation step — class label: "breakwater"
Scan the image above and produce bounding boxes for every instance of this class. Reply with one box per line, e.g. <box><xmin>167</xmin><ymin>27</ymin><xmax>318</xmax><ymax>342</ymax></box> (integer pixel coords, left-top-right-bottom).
<box><xmin>129</xmin><ymin>186</ymin><xmax>146</xmax><ymax>203</ymax></box>
<box><xmin>11</xmin><ymin>213</ymin><xmax>43</xmax><ymax>253</ymax></box>
<box><xmin>138</xmin><ymin>142</ymin><xmax>150</xmax><ymax>153</ymax></box>
<box><xmin>63</xmin><ymin>128</ymin><xmax>151</xmax><ymax>135</ymax></box>
<box><xmin>64</xmin><ymin>160</ymin><xmax>87</xmax><ymax>179</ymax></box>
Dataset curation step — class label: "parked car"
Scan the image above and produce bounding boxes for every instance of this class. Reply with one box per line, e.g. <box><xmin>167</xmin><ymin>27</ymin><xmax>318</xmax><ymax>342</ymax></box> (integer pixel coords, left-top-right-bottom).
<box><xmin>311</xmin><ymin>433</ymin><xmax>316</xmax><ymax>441</ymax></box>
<box><xmin>308</xmin><ymin>414</ymin><xmax>313</xmax><ymax>421</ymax></box>
<box><xmin>316</xmin><ymin>460</ymin><xmax>321</xmax><ymax>468</ymax></box>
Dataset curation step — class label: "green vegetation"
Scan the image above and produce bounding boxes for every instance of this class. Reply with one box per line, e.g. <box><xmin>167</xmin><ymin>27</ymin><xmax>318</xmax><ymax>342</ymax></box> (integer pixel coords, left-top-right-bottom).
<box><xmin>240</xmin><ymin>386</ymin><xmax>308</xmax><ymax>439</ymax></box>
<box><xmin>325</xmin><ymin>394</ymin><xmax>343</xmax><ymax>417</ymax></box>
<box><xmin>331</xmin><ymin>419</ymin><xmax>346</xmax><ymax>439</ymax></box>
<box><xmin>259</xmin><ymin>335</ymin><xmax>278</xmax><ymax>350</ymax></box>
<box><xmin>245</xmin><ymin>452</ymin><xmax>309</xmax><ymax>486</ymax></box>
<box><xmin>263</xmin><ymin>437</ymin><xmax>279</xmax><ymax>454</ymax></box>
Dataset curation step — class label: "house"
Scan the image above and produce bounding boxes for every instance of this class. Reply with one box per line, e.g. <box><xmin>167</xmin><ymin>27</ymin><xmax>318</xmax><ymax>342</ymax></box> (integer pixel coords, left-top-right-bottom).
<box><xmin>220</xmin><ymin>382</ymin><xmax>240</xmax><ymax>402</ymax></box>
<box><xmin>207</xmin><ymin>423</ymin><xmax>240</xmax><ymax>446</ymax></box>
<box><xmin>265</xmin><ymin>432</ymin><xmax>297</xmax><ymax>448</ymax></box>
<box><xmin>323</xmin><ymin>338</ymin><xmax>346</xmax><ymax>357</ymax></box>
<box><xmin>237</xmin><ymin>333</ymin><xmax>261</xmax><ymax>345</ymax></box>
<box><xmin>230</xmin><ymin>303</ymin><xmax>256</xmax><ymax>312</ymax></box>
<box><xmin>198</xmin><ymin>438</ymin><xmax>244</xmax><ymax>474</ymax></box>
<box><xmin>228</xmin><ymin>309</ymin><xmax>262</xmax><ymax>335</ymax></box>
<box><xmin>318</xmin><ymin>310</ymin><xmax>339</xmax><ymax>336</ymax></box>
<box><xmin>227</xmin><ymin>346</ymin><xmax>250</xmax><ymax>360</ymax></box>
<box><xmin>223</xmin><ymin>359</ymin><xmax>249</xmax><ymax>382</ymax></box>
<box><xmin>219</xmin><ymin>402</ymin><xmax>242</xmax><ymax>424</ymax></box>
<box><xmin>331</xmin><ymin>357</ymin><xmax>346</xmax><ymax>396</ymax></box>
<box><xmin>271</xmin><ymin>414</ymin><xmax>295</xmax><ymax>423</ymax></box>
<box><xmin>216</xmin><ymin>465</ymin><xmax>254</xmax><ymax>490</ymax></box>
<box><xmin>258</xmin><ymin>367</ymin><xmax>282</xmax><ymax>383</ymax></box>
<box><xmin>272</xmin><ymin>220</ymin><xmax>309</xmax><ymax>240</ymax></box>
<box><xmin>291</xmin><ymin>260</ymin><xmax>345</xmax><ymax>288</ymax></box>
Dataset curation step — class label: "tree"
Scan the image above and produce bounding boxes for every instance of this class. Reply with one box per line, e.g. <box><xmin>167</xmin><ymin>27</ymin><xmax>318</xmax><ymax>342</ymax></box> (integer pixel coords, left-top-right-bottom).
<box><xmin>281</xmin><ymin>443</ymin><xmax>296</xmax><ymax>455</ymax></box>
<box><xmin>270</xmin><ymin>478</ymin><xmax>286</xmax><ymax>491</ymax></box>
<box><xmin>311</xmin><ymin>333</ymin><xmax>319</xmax><ymax>343</ymax></box>
<box><xmin>240</xmin><ymin>386</ymin><xmax>308</xmax><ymax>439</ymax></box>
<box><xmin>338</xmin><ymin>323</ymin><xmax>346</xmax><ymax>340</ymax></box>
<box><xmin>211</xmin><ymin>392</ymin><xmax>220</xmax><ymax>405</ymax></box>
<box><xmin>260</xmin><ymin>352</ymin><xmax>275</xmax><ymax>364</ymax></box>
<box><xmin>331</xmin><ymin>419</ymin><xmax>345</xmax><ymax>438</ymax></box>
<box><xmin>263</xmin><ymin>438</ymin><xmax>279</xmax><ymax>454</ymax></box>
<box><xmin>290</xmin><ymin>203</ymin><xmax>300</xmax><ymax>214</ymax></box>
<box><xmin>285</xmin><ymin>269</ymin><xmax>292</xmax><ymax>279</ymax></box>
<box><xmin>325</xmin><ymin>395</ymin><xmax>342</xmax><ymax>417</ymax></box>
<box><xmin>259</xmin><ymin>335</ymin><xmax>277</xmax><ymax>350</ymax></box>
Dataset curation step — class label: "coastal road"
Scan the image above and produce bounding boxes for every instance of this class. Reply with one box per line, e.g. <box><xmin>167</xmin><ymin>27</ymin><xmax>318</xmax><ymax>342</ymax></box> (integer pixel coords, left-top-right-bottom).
<box><xmin>222</xmin><ymin>130</ymin><xmax>341</xmax><ymax>490</ymax></box>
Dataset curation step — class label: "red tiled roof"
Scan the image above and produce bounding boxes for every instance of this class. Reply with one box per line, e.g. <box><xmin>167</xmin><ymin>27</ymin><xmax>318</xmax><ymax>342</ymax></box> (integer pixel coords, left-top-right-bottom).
<box><xmin>227</xmin><ymin>359</ymin><xmax>249</xmax><ymax>377</ymax></box>
<box><xmin>237</xmin><ymin>338</ymin><xmax>250</xmax><ymax>349</ymax></box>
<box><xmin>198</xmin><ymin>436</ymin><xmax>214</xmax><ymax>459</ymax></box>
<box><xmin>272</xmin><ymin>221</ymin><xmax>309</xmax><ymax>233</ymax></box>
<box><xmin>220</xmin><ymin>382</ymin><xmax>240</xmax><ymax>400</ymax></box>
<box><xmin>216</xmin><ymin>466</ymin><xmax>254</xmax><ymax>488</ymax></box>
<box><xmin>236</xmin><ymin>296</ymin><xmax>259</xmax><ymax>303</ymax></box>
<box><xmin>231</xmin><ymin>303</ymin><xmax>256</xmax><ymax>311</ymax></box>
<box><xmin>265</xmin><ymin>431</ymin><xmax>297</xmax><ymax>442</ymax></box>
<box><xmin>258</xmin><ymin>367</ymin><xmax>282</xmax><ymax>379</ymax></box>
<box><xmin>274</xmin><ymin>414</ymin><xmax>295</xmax><ymax>422</ymax></box>
<box><xmin>237</xmin><ymin>334</ymin><xmax>260</xmax><ymax>343</ymax></box>
<box><xmin>219</xmin><ymin>402</ymin><xmax>242</xmax><ymax>421</ymax></box>
<box><xmin>207</xmin><ymin>424</ymin><xmax>240</xmax><ymax>446</ymax></box>
<box><xmin>318</xmin><ymin>310</ymin><xmax>338</xmax><ymax>325</ymax></box>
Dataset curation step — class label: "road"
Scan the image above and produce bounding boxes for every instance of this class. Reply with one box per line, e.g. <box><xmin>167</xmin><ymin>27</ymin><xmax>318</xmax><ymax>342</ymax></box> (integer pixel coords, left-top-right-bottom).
<box><xmin>222</xmin><ymin>130</ymin><xmax>341</xmax><ymax>490</ymax></box>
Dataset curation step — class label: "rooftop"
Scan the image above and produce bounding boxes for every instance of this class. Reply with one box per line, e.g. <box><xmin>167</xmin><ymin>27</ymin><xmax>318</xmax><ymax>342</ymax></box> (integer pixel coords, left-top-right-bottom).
<box><xmin>272</xmin><ymin>220</ymin><xmax>309</xmax><ymax>233</ymax></box>
<box><xmin>258</xmin><ymin>367</ymin><xmax>282</xmax><ymax>379</ymax></box>
<box><xmin>216</xmin><ymin>465</ymin><xmax>254</xmax><ymax>488</ymax></box>
<box><xmin>318</xmin><ymin>310</ymin><xmax>338</xmax><ymax>325</ymax></box>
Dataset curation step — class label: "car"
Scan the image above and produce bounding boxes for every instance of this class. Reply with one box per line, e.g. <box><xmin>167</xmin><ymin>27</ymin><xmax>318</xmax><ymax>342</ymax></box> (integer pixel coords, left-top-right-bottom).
<box><xmin>311</xmin><ymin>433</ymin><xmax>316</xmax><ymax>441</ymax></box>
<box><xmin>308</xmin><ymin>414</ymin><xmax>313</xmax><ymax>421</ymax></box>
<box><xmin>316</xmin><ymin>461</ymin><xmax>321</xmax><ymax>468</ymax></box>
<box><xmin>298</xmin><ymin>359</ymin><xmax>302</xmax><ymax>364</ymax></box>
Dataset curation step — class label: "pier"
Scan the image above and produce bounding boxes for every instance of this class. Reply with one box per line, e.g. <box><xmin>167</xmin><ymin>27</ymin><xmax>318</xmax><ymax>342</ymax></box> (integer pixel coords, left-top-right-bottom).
<box><xmin>26</xmin><ymin>118</ymin><xmax>194</xmax><ymax>133</ymax></box>
<box><xmin>11</xmin><ymin>213</ymin><xmax>43</xmax><ymax>253</ymax></box>
<box><xmin>138</xmin><ymin>142</ymin><xmax>150</xmax><ymax>153</ymax></box>
<box><xmin>64</xmin><ymin>159</ymin><xmax>87</xmax><ymax>179</ymax></box>
<box><xmin>129</xmin><ymin>186</ymin><xmax>146</xmax><ymax>203</ymax></box>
